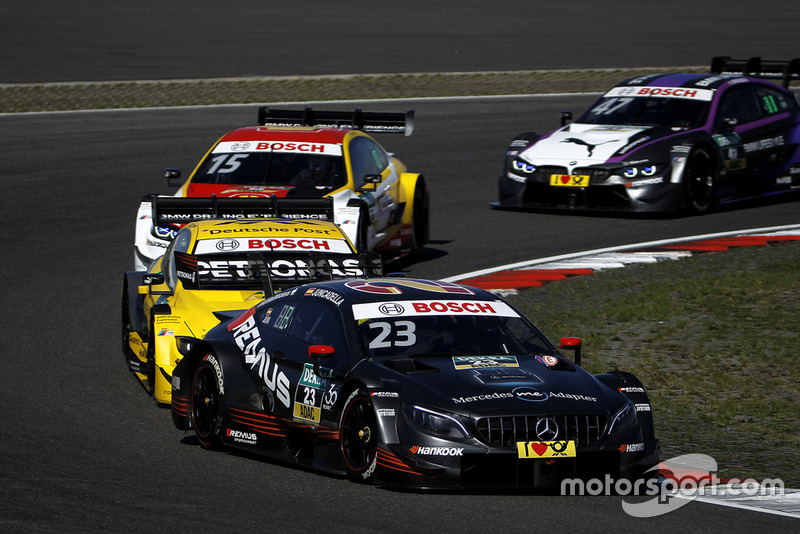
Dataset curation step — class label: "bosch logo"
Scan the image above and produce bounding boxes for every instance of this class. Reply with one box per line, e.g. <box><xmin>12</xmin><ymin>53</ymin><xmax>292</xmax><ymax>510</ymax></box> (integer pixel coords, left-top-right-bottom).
<box><xmin>535</xmin><ymin>417</ymin><xmax>559</xmax><ymax>440</ymax></box>
<box><xmin>230</xmin><ymin>142</ymin><xmax>251</xmax><ymax>151</ymax></box>
<box><xmin>513</xmin><ymin>387</ymin><xmax>548</xmax><ymax>402</ymax></box>
<box><xmin>378</xmin><ymin>303</ymin><xmax>405</xmax><ymax>315</ymax></box>
<box><xmin>215</xmin><ymin>239</ymin><xmax>240</xmax><ymax>251</ymax></box>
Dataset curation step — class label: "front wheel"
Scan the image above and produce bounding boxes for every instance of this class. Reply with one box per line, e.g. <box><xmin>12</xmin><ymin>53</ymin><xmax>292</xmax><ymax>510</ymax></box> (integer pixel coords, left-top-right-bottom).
<box><xmin>191</xmin><ymin>355</ymin><xmax>224</xmax><ymax>450</ymax></box>
<box><xmin>339</xmin><ymin>389</ymin><xmax>378</xmax><ymax>483</ymax></box>
<box><xmin>683</xmin><ymin>147</ymin><xmax>716</xmax><ymax>214</ymax></box>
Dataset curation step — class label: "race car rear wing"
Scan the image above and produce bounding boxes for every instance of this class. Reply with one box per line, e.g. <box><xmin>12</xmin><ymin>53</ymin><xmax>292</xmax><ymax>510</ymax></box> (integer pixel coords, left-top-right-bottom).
<box><xmin>150</xmin><ymin>195</ymin><xmax>335</xmax><ymax>226</ymax></box>
<box><xmin>174</xmin><ymin>250</ymin><xmax>382</xmax><ymax>294</ymax></box>
<box><xmin>258</xmin><ymin>106</ymin><xmax>414</xmax><ymax>136</ymax></box>
<box><xmin>711</xmin><ymin>56</ymin><xmax>800</xmax><ymax>88</ymax></box>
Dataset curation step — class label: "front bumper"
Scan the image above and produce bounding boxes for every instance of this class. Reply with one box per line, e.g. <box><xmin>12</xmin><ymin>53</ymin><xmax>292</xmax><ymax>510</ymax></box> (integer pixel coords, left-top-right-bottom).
<box><xmin>494</xmin><ymin>171</ymin><xmax>687</xmax><ymax>213</ymax></box>
<box><xmin>373</xmin><ymin>438</ymin><xmax>660</xmax><ymax>489</ymax></box>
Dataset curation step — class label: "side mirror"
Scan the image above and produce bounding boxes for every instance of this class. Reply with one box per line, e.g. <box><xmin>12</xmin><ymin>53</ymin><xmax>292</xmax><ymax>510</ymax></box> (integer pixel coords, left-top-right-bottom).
<box><xmin>718</xmin><ymin>117</ymin><xmax>739</xmax><ymax>133</ymax></box>
<box><xmin>309</xmin><ymin>344</ymin><xmax>335</xmax><ymax>378</ymax></box>
<box><xmin>560</xmin><ymin>337</ymin><xmax>582</xmax><ymax>366</ymax></box>
<box><xmin>165</xmin><ymin>168</ymin><xmax>182</xmax><ymax>187</ymax></box>
<box><xmin>560</xmin><ymin>110</ymin><xmax>573</xmax><ymax>127</ymax></box>
<box><xmin>357</xmin><ymin>174</ymin><xmax>382</xmax><ymax>191</ymax></box>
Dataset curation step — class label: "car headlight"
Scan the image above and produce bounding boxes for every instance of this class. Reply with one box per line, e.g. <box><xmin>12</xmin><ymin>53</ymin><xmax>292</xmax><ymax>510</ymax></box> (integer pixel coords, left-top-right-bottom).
<box><xmin>512</xmin><ymin>158</ymin><xmax>536</xmax><ymax>174</ymax></box>
<box><xmin>152</xmin><ymin>224</ymin><xmax>179</xmax><ymax>240</ymax></box>
<box><xmin>608</xmin><ymin>399</ymin><xmax>639</xmax><ymax>436</ymax></box>
<box><xmin>620</xmin><ymin>163</ymin><xmax>662</xmax><ymax>179</ymax></box>
<box><xmin>403</xmin><ymin>404</ymin><xmax>471</xmax><ymax>440</ymax></box>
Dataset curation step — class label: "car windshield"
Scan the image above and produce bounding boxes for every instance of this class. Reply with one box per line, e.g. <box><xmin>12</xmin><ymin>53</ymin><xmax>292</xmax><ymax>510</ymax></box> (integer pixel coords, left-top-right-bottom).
<box><xmin>192</xmin><ymin>152</ymin><xmax>347</xmax><ymax>194</ymax></box>
<box><xmin>357</xmin><ymin>315</ymin><xmax>552</xmax><ymax>358</ymax></box>
<box><xmin>577</xmin><ymin>96</ymin><xmax>709</xmax><ymax>128</ymax></box>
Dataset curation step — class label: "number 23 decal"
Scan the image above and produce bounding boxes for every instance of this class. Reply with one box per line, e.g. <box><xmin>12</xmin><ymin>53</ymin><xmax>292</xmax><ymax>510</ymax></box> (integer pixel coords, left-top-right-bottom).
<box><xmin>368</xmin><ymin>321</ymin><xmax>416</xmax><ymax>349</ymax></box>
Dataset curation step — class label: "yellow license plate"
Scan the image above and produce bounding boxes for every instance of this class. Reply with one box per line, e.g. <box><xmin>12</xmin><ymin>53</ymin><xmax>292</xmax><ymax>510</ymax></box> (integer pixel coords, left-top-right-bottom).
<box><xmin>517</xmin><ymin>440</ymin><xmax>577</xmax><ymax>459</ymax></box>
<box><xmin>550</xmin><ymin>174</ymin><xmax>590</xmax><ymax>187</ymax></box>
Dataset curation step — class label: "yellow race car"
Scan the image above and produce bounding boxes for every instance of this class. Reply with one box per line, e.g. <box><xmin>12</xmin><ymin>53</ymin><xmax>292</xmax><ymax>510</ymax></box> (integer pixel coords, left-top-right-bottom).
<box><xmin>121</xmin><ymin>217</ymin><xmax>380</xmax><ymax>406</ymax></box>
<box><xmin>133</xmin><ymin>107</ymin><xmax>430</xmax><ymax>271</ymax></box>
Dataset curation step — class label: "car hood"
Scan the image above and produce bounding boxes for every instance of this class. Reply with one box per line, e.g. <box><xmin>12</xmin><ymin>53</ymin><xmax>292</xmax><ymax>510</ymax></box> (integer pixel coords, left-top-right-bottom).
<box><xmin>520</xmin><ymin>123</ymin><xmax>653</xmax><ymax>167</ymax></box>
<box><xmin>363</xmin><ymin>354</ymin><xmax>624</xmax><ymax>416</ymax></box>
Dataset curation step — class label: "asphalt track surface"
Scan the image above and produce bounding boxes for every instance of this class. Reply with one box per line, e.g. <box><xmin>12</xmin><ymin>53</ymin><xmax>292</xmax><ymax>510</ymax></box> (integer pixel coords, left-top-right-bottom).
<box><xmin>3</xmin><ymin>2</ymin><xmax>800</xmax><ymax>532</ymax></box>
<box><xmin>2</xmin><ymin>0</ymin><xmax>800</xmax><ymax>83</ymax></box>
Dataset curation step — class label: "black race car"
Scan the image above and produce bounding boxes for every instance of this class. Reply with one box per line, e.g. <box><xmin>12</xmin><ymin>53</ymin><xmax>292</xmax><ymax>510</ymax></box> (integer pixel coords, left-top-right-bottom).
<box><xmin>493</xmin><ymin>56</ymin><xmax>800</xmax><ymax>213</ymax></box>
<box><xmin>171</xmin><ymin>278</ymin><xmax>659</xmax><ymax>489</ymax></box>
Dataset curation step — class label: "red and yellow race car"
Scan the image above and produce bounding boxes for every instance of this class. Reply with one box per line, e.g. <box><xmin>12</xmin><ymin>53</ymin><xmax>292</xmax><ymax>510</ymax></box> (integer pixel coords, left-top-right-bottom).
<box><xmin>134</xmin><ymin>107</ymin><xmax>429</xmax><ymax>270</ymax></box>
<box><xmin>122</xmin><ymin>217</ymin><xmax>381</xmax><ymax>405</ymax></box>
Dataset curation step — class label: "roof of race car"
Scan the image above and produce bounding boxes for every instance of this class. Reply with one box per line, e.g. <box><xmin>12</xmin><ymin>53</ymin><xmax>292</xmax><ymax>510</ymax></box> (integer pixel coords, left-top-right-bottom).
<box><xmin>217</xmin><ymin>126</ymin><xmax>356</xmax><ymax>146</ymax></box>
<box><xmin>609</xmin><ymin>72</ymin><xmax>784</xmax><ymax>95</ymax></box>
<box><xmin>185</xmin><ymin>218</ymin><xmax>356</xmax><ymax>255</ymax></box>
<box><xmin>272</xmin><ymin>278</ymin><xmax>517</xmax><ymax>312</ymax></box>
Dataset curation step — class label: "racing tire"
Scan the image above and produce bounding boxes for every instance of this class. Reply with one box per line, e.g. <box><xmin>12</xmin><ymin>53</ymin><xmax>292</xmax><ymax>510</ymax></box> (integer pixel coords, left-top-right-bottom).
<box><xmin>339</xmin><ymin>389</ymin><xmax>378</xmax><ymax>483</ymax></box>
<box><xmin>355</xmin><ymin>205</ymin><xmax>370</xmax><ymax>251</ymax></box>
<box><xmin>190</xmin><ymin>355</ymin><xmax>224</xmax><ymax>450</ymax></box>
<box><xmin>410</xmin><ymin>179</ymin><xmax>430</xmax><ymax>256</ymax></box>
<box><xmin>683</xmin><ymin>147</ymin><xmax>716</xmax><ymax>214</ymax></box>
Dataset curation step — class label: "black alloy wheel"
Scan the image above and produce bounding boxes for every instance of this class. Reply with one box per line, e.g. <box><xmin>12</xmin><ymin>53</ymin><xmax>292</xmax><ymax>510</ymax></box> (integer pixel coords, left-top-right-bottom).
<box><xmin>339</xmin><ymin>389</ymin><xmax>378</xmax><ymax>482</ymax></box>
<box><xmin>684</xmin><ymin>147</ymin><xmax>716</xmax><ymax>213</ymax></box>
<box><xmin>191</xmin><ymin>356</ymin><xmax>223</xmax><ymax>450</ymax></box>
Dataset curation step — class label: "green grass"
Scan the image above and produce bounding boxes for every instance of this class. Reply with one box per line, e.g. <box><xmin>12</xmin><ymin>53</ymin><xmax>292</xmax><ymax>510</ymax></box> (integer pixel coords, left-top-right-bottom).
<box><xmin>0</xmin><ymin>67</ymin><xmax>711</xmax><ymax>113</ymax></box>
<box><xmin>506</xmin><ymin>242</ymin><xmax>800</xmax><ymax>486</ymax></box>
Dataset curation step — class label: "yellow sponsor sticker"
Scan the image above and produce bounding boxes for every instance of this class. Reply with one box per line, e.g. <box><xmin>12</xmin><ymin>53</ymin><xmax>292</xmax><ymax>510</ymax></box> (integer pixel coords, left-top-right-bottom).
<box><xmin>550</xmin><ymin>174</ymin><xmax>590</xmax><ymax>187</ymax></box>
<box><xmin>517</xmin><ymin>440</ymin><xmax>577</xmax><ymax>459</ymax></box>
<box><xmin>293</xmin><ymin>403</ymin><xmax>321</xmax><ymax>424</ymax></box>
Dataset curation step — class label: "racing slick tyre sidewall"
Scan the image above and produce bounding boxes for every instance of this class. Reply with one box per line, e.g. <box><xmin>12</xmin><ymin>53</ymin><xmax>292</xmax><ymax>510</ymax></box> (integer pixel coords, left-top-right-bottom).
<box><xmin>356</xmin><ymin>205</ymin><xmax>370</xmax><ymax>251</ymax></box>
<box><xmin>339</xmin><ymin>389</ymin><xmax>378</xmax><ymax>483</ymax></box>
<box><xmin>683</xmin><ymin>147</ymin><xmax>716</xmax><ymax>214</ymax></box>
<box><xmin>411</xmin><ymin>178</ymin><xmax>430</xmax><ymax>256</ymax></box>
<box><xmin>191</xmin><ymin>355</ymin><xmax>224</xmax><ymax>450</ymax></box>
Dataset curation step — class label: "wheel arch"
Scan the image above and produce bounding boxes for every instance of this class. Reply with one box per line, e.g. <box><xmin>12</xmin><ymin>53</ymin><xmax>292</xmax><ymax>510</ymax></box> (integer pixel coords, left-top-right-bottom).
<box><xmin>397</xmin><ymin>172</ymin><xmax>427</xmax><ymax>227</ymax></box>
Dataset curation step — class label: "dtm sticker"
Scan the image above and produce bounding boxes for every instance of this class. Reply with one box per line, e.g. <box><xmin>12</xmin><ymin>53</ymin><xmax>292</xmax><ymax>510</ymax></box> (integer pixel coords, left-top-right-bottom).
<box><xmin>517</xmin><ymin>440</ymin><xmax>577</xmax><ymax>459</ymax></box>
<box><xmin>453</xmin><ymin>355</ymin><xmax>519</xmax><ymax>370</ymax></box>
<box><xmin>213</xmin><ymin>141</ymin><xmax>343</xmax><ymax>156</ymax></box>
<box><xmin>352</xmin><ymin>300</ymin><xmax>519</xmax><ymax>320</ymax></box>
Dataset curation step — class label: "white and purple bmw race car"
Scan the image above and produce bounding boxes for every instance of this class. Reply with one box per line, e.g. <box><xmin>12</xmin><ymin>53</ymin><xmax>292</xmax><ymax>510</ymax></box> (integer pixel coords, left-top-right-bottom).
<box><xmin>493</xmin><ymin>56</ymin><xmax>800</xmax><ymax>213</ymax></box>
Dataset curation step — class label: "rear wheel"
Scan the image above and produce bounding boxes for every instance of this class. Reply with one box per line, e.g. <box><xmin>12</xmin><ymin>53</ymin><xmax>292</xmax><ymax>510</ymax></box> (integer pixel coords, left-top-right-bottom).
<box><xmin>191</xmin><ymin>355</ymin><xmax>224</xmax><ymax>450</ymax></box>
<box><xmin>339</xmin><ymin>389</ymin><xmax>378</xmax><ymax>482</ymax></box>
<box><xmin>684</xmin><ymin>147</ymin><xmax>716</xmax><ymax>213</ymax></box>
<box><xmin>410</xmin><ymin>179</ymin><xmax>430</xmax><ymax>255</ymax></box>
<box><xmin>355</xmin><ymin>204</ymin><xmax>370</xmax><ymax>250</ymax></box>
